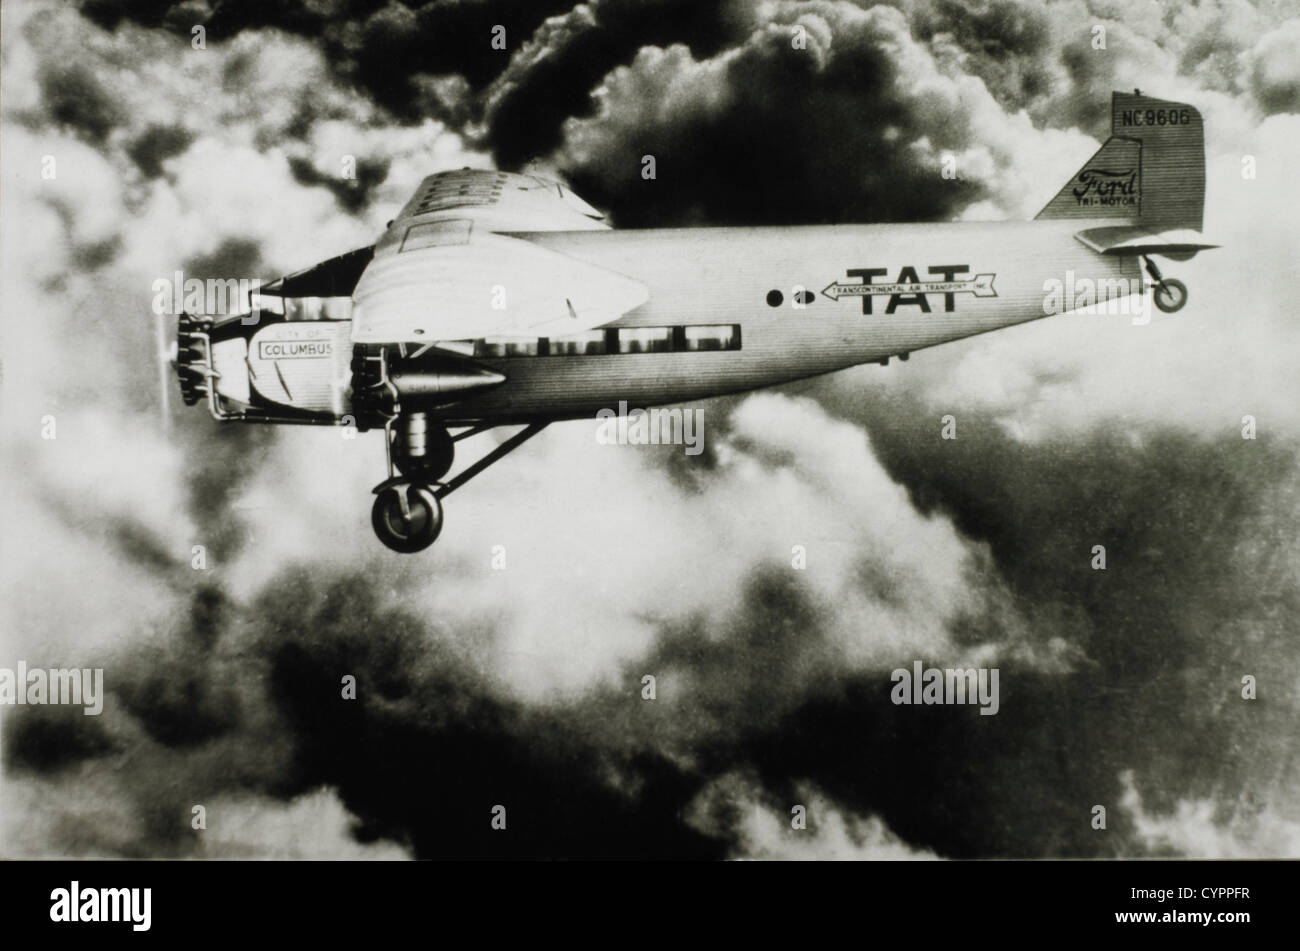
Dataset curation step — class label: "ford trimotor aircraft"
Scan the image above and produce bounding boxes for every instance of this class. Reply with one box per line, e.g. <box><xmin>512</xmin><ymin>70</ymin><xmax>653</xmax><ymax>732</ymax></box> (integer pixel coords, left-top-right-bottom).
<box><xmin>174</xmin><ymin>91</ymin><xmax>1216</xmax><ymax>552</ymax></box>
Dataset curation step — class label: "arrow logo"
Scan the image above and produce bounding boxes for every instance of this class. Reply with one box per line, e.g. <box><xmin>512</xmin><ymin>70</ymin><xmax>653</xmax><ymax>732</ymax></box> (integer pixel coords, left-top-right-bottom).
<box><xmin>822</xmin><ymin>273</ymin><xmax>997</xmax><ymax>301</ymax></box>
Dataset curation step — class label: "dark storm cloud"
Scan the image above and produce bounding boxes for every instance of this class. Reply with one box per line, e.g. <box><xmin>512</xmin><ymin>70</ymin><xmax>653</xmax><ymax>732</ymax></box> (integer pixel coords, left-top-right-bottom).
<box><xmin>4</xmin><ymin>569</ymin><xmax>727</xmax><ymax>858</ymax></box>
<box><xmin>73</xmin><ymin>0</ymin><xmax>1297</xmax><ymax>212</ymax></box>
<box><xmin>37</xmin><ymin>62</ymin><xmax>125</xmax><ymax>144</ymax></box>
<box><xmin>76</xmin><ymin>0</ymin><xmax>1285</xmax><ymax>231</ymax></box>
<box><xmin>79</xmin><ymin>0</ymin><xmax>333</xmax><ymax>35</ymax></box>
<box><xmin>67</xmin><ymin>0</ymin><xmax>984</xmax><ymax>225</ymax></box>
<box><xmin>478</xmin><ymin>0</ymin><xmax>735</xmax><ymax>168</ymax></box>
<box><xmin>583</xmin><ymin>396</ymin><xmax>1299</xmax><ymax>858</ymax></box>
<box><xmin>907</xmin><ymin>0</ymin><xmax>1055</xmax><ymax>101</ymax></box>
<box><xmin>114</xmin><ymin>585</ymin><xmax>244</xmax><ymax>748</ymax></box>
<box><xmin>70</xmin><ymin>235</ymin><xmax>125</xmax><ymax>271</ymax></box>
<box><xmin>173</xmin><ymin>422</ymin><xmax>278</xmax><ymax>562</ymax></box>
<box><xmin>4</xmin><ymin>705</ymin><xmax>116</xmax><ymax>774</ymax></box>
<box><xmin>182</xmin><ymin>235</ymin><xmax>263</xmax><ymax>280</ymax></box>
<box><xmin>558</xmin><ymin>11</ymin><xmax>987</xmax><ymax>227</ymax></box>
<box><xmin>788</xmin><ymin>389</ymin><xmax>1300</xmax><ymax>852</ymax></box>
<box><xmin>171</xmin><ymin>236</ymin><xmax>281</xmax><ymax>560</ymax></box>
<box><xmin>78</xmin><ymin>0</ymin><xmax>576</xmax><ymax>116</ymax></box>
<box><xmin>246</xmin><ymin>571</ymin><xmax>725</xmax><ymax>858</ymax></box>
<box><xmin>287</xmin><ymin>154</ymin><xmax>392</xmax><ymax>212</ymax></box>
<box><xmin>11</xmin><ymin>391</ymin><xmax>1295</xmax><ymax>858</ymax></box>
<box><xmin>127</xmin><ymin>123</ymin><xmax>196</xmax><ymax>178</ymax></box>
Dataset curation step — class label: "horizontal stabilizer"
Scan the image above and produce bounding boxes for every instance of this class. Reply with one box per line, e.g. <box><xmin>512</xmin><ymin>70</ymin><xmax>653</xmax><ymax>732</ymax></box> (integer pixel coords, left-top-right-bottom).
<box><xmin>1075</xmin><ymin>225</ymin><xmax>1218</xmax><ymax>256</ymax></box>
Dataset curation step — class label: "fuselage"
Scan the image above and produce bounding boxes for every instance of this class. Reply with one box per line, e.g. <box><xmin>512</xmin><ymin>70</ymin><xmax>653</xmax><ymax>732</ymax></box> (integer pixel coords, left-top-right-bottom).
<box><xmin>434</xmin><ymin>217</ymin><xmax>1140</xmax><ymax>423</ymax></box>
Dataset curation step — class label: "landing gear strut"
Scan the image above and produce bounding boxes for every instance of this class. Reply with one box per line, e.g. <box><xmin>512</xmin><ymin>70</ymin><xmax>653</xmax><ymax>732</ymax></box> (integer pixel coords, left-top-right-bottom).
<box><xmin>369</xmin><ymin>422</ymin><xmax>548</xmax><ymax>553</ymax></box>
<box><xmin>392</xmin><ymin>412</ymin><xmax>453</xmax><ymax>481</ymax></box>
<box><xmin>368</xmin><ymin>413</ymin><xmax>453</xmax><ymax>552</ymax></box>
<box><xmin>353</xmin><ymin>344</ymin><xmax>545</xmax><ymax>553</ymax></box>
<box><xmin>1145</xmin><ymin>256</ymin><xmax>1188</xmax><ymax>313</ymax></box>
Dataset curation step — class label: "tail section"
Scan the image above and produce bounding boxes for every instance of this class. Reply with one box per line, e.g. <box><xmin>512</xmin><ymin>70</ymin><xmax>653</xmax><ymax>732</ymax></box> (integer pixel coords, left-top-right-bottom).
<box><xmin>1036</xmin><ymin>92</ymin><xmax>1205</xmax><ymax>231</ymax></box>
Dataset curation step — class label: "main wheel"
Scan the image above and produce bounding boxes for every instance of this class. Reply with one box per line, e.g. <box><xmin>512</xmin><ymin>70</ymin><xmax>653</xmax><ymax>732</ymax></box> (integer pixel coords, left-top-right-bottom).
<box><xmin>371</xmin><ymin>484</ymin><xmax>443</xmax><ymax>553</ymax></box>
<box><xmin>1153</xmin><ymin>278</ymin><xmax>1187</xmax><ymax>313</ymax></box>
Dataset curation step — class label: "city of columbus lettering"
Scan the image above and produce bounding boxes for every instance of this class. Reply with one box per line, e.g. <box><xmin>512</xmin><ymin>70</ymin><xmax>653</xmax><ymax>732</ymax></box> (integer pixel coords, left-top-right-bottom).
<box><xmin>822</xmin><ymin>264</ymin><xmax>997</xmax><ymax>314</ymax></box>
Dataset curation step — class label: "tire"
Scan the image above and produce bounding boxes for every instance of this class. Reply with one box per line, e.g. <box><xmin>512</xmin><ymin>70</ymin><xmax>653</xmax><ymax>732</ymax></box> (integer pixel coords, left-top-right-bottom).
<box><xmin>1154</xmin><ymin>278</ymin><xmax>1188</xmax><ymax>313</ymax></box>
<box><xmin>371</xmin><ymin>484</ymin><xmax>443</xmax><ymax>553</ymax></box>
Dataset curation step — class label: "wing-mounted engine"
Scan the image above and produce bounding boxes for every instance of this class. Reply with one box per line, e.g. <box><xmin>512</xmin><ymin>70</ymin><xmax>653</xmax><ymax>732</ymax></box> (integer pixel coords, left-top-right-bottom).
<box><xmin>348</xmin><ymin>342</ymin><xmax>506</xmax><ymax>432</ymax></box>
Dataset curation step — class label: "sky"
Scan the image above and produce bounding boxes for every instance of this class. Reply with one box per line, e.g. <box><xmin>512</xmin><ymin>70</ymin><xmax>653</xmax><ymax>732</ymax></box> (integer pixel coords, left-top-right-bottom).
<box><xmin>1</xmin><ymin>0</ymin><xmax>1298</xmax><ymax>859</ymax></box>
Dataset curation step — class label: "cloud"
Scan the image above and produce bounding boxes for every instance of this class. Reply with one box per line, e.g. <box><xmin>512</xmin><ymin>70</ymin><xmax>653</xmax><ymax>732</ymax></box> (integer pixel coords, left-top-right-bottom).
<box><xmin>1246</xmin><ymin>18</ymin><xmax>1300</xmax><ymax>115</ymax></box>
<box><xmin>687</xmin><ymin>773</ymin><xmax>940</xmax><ymax>859</ymax></box>
<box><xmin>3</xmin><ymin>0</ymin><xmax>1298</xmax><ymax>860</ymax></box>
<box><xmin>1121</xmin><ymin>770</ymin><xmax>1300</xmax><ymax>858</ymax></box>
<box><xmin>554</xmin><ymin>5</ymin><xmax>997</xmax><ymax>226</ymax></box>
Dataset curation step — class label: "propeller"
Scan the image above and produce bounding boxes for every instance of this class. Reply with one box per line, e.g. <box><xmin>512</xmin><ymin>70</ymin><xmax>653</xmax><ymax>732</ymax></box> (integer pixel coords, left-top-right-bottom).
<box><xmin>153</xmin><ymin>309</ymin><xmax>174</xmax><ymax>432</ymax></box>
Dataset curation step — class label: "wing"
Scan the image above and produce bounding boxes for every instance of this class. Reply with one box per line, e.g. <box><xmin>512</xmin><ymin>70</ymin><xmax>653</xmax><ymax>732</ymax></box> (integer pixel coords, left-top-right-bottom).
<box><xmin>351</xmin><ymin>170</ymin><xmax>647</xmax><ymax>345</ymax></box>
<box><xmin>377</xmin><ymin>168</ymin><xmax>608</xmax><ymax>251</ymax></box>
<box><xmin>351</xmin><ymin>227</ymin><xmax>648</xmax><ymax>344</ymax></box>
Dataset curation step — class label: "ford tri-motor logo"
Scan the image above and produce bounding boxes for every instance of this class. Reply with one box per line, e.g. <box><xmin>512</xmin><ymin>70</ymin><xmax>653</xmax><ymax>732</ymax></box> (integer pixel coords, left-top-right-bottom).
<box><xmin>1071</xmin><ymin>167</ymin><xmax>1138</xmax><ymax>207</ymax></box>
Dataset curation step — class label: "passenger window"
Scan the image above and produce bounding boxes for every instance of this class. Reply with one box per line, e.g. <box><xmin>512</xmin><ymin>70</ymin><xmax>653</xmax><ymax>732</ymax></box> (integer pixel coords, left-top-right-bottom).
<box><xmin>550</xmin><ymin>330</ymin><xmax>608</xmax><ymax>356</ymax></box>
<box><xmin>618</xmin><ymin>327</ymin><xmax>672</xmax><ymax>353</ymax></box>
<box><xmin>475</xmin><ymin>337</ymin><xmax>540</xmax><ymax>358</ymax></box>
<box><xmin>682</xmin><ymin>324</ymin><xmax>740</xmax><ymax>351</ymax></box>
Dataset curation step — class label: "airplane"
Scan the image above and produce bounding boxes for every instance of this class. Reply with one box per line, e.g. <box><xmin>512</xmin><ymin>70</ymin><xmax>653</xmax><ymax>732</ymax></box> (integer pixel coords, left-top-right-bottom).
<box><xmin>174</xmin><ymin>91</ymin><xmax>1216</xmax><ymax>553</ymax></box>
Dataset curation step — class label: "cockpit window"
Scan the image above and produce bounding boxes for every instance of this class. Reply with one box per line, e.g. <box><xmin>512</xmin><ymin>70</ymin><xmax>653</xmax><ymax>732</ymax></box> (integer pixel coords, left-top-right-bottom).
<box><xmin>401</xmin><ymin>219</ymin><xmax>472</xmax><ymax>252</ymax></box>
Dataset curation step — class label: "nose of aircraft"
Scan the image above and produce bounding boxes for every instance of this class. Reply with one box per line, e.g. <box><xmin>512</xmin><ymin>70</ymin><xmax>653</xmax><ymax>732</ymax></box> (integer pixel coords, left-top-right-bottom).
<box><xmin>175</xmin><ymin>314</ymin><xmax>213</xmax><ymax>406</ymax></box>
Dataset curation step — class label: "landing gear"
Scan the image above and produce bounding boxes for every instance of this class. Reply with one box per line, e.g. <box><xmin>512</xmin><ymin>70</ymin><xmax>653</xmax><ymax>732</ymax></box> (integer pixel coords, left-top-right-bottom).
<box><xmin>1153</xmin><ymin>278</ymin><xmax>1187</xmax><ymax>313</ymax></box>
<box><xmin>371</xmin><ymin>483</ymin><xmax>443</xmax><ymax>553</ymax></box>
<box><xmin>367</xmin><ymin>411</ymin><xmax>453</xmax><ymax>554</ymax></box>
<box><xmin>1144</xmin><ymin>257</ymin><xmax>1188</xmax><ymax>313</ymax></box>
<box><xmin>370</xmin><ymin>413</ymin><xmax>453</xmax><ymax>553</ymax></box>
<box><xmin>351</xmin><ymin>344</ymin><xmax>546</xmax><ymax>553</ymax></box>
<box><xmin>367</xmin><ymin>422</ymin><xmax>548</xmax><ymax>553</ymax></box>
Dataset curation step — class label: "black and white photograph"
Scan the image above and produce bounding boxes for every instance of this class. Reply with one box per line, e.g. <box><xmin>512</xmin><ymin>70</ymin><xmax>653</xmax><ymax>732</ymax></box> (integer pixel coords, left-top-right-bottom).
<box><xmin>0</xmin><ymin>0</ymin><xmax>1297</xmax><ymax>926</ymax></box>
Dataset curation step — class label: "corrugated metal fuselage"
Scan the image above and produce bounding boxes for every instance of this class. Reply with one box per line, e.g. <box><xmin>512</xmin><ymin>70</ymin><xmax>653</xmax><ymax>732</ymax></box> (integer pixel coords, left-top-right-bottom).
<box><xmin>429</xmin><ymin>217</ymin><xmax>1140</xmax><ymax>423</ymax></box>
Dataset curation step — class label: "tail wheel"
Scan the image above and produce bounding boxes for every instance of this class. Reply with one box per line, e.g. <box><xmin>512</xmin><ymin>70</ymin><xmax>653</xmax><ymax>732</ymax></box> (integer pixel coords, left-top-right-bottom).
<box><xmin>1153</xmin><ymin>278</ymin><xmax>1188</xmax><ymax>313</ymax></box>
<box><xmin>371</xmin><ymin>484</ymin><xmax>443</xmax><ymax>553</ymax></box>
